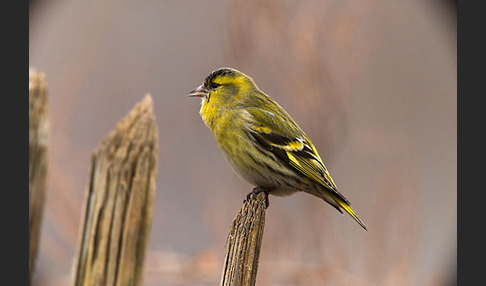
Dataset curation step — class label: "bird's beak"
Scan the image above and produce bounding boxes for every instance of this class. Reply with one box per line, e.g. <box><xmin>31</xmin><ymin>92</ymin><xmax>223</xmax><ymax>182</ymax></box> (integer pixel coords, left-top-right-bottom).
<box><xmin>187</xmin><ymin>84</ymin><xmax>209</xmax><ymax>98</ymax></box>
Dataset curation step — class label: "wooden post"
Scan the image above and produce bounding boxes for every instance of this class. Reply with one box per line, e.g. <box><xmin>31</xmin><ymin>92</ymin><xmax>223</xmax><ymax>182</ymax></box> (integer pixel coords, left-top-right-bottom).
<box><xmin>29</xmin><ymin>69</ymin><xmax>49</xmax><ymax>285</ymax></box>
<box><xmin>73</xmin><ymin>95</ymin><xmax>158</xmax><ymax>286</ymax></box>
<box><xmin>220</xmin><ymin>192</ymin><xmax>268</xmax><ymax>286</ymax></box>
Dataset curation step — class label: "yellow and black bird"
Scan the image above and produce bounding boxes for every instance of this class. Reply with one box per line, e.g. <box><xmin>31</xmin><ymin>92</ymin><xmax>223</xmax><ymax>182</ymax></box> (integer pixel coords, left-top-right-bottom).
<box><xmin>188</xmin><ymin>67</ymin><xmax>367</xmax><ymax>230</ymax></box>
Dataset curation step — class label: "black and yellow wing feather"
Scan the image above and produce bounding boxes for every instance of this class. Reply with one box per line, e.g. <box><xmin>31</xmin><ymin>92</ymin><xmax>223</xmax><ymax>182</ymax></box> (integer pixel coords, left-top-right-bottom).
<box><xmin>245</xmin><ymin>105</ymin><xmax>367</xmax><ymax>230</ymax></box>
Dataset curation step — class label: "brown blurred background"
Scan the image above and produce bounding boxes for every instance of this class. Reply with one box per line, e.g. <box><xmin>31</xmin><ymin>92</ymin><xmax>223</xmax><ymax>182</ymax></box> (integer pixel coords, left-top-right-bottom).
<box><xmin>29</xmin><ymin>0</ymin><xmax>456</xmax><ymax>285</ymax></box>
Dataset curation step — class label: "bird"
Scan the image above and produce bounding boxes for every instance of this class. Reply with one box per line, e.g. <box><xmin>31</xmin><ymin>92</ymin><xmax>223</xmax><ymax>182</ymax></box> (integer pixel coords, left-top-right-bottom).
<box><xmin>188</xmin><ymin>67</ymin><xmax>367</xmax><ymax>230</ymax></box>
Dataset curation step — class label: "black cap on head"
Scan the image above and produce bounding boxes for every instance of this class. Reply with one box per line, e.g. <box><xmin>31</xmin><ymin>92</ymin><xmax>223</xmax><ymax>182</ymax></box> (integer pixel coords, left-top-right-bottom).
<box><xmin>204</xmin><ymin>68</ymin><xmax>239</xmax><ymax>86</ymax></box>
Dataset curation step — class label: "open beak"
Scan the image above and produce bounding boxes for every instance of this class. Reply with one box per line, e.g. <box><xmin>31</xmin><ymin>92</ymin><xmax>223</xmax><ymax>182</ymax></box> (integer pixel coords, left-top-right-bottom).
<box><xmin>187</xmin><ymin>84</ymin><xmax>209</xmax><ymax>98</ymax></box>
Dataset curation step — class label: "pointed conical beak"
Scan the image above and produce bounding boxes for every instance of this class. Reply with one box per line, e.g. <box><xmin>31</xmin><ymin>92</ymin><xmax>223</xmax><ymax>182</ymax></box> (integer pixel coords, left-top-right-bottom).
<box><xmin>187</xmin><ymin>84</ymin><xmax>209</xmax><ymax>98</ymax></box>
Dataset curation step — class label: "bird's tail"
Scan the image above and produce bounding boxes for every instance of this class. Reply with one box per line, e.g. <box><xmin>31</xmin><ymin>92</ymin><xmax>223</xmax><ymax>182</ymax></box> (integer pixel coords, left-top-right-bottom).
<box><xmin>329</xmin><ymin>192</ymin><xmax>368</xmax><ymax>231</ymax></box>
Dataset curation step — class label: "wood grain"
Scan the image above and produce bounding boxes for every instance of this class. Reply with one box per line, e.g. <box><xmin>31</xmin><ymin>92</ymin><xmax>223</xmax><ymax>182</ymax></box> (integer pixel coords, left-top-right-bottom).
<box><xmin>73</xmin><ymin>95</ymin><xmax>158</xmax><ymax>286</ymax></box>
<box><xmin>220</xmin><ymin>192</ymin><xmax>268</xmax><ymax>286</ymax></box>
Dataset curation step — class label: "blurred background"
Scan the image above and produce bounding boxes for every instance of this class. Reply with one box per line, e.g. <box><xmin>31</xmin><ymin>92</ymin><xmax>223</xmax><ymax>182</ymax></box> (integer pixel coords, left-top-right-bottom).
<box><xmin>29</xmin><ymin>0</ymin><xmax>456</xmax><ymax>285</ymax></box>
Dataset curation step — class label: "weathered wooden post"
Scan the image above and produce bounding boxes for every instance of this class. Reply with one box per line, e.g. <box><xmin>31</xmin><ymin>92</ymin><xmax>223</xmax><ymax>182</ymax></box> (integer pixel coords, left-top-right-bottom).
<box><xmin>73</xmin><ymin>95</ymin><xmax>158</xmax><ymax>286</ymax></box>
<box><xmin>29</xmin><ymin>69</ymin><xmax>49</xmax><ymax>285</ymax></box>
<box><xmin>220</xmin><ymin>192</ymin><xmax>268</xmax><ymax>286</ymax></box>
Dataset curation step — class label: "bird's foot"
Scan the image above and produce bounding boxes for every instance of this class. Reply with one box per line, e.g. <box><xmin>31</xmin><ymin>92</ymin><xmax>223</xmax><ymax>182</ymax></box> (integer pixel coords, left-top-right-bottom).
<box><xmin>244</xmin><ymin>186</ymin><xmax>271</xmax><ymax>208</ymax></box>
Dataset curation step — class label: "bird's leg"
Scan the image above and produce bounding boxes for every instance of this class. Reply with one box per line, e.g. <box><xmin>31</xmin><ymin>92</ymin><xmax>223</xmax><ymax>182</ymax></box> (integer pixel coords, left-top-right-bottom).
<box><xmin>245</xmin><ymin>186</ymin><xmax>271</xmax><ymax>208</ymax></box>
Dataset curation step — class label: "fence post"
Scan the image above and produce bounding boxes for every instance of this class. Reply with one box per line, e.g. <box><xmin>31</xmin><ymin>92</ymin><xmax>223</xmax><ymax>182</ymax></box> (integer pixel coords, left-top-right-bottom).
<box><xmin>29</xmin><ymin>69</ymin><xmax>49</xmax><ymax>285</ymax></box>
<box><xmin>220</xmin><ymin>192</ymin><xmax>268</xmax><ymax>286</ymax></box>
<box><xmin>73</xmin><ymin>95</ymin><xmax>158</xmax><ymax>286</ymax></box>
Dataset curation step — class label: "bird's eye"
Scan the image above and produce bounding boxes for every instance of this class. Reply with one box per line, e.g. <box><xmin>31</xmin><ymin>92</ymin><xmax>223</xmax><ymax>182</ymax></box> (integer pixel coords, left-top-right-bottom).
<box><xmin>210</xmin><ymin>82</ymin><xmax>220</xmax><ymax>89</ymax></box>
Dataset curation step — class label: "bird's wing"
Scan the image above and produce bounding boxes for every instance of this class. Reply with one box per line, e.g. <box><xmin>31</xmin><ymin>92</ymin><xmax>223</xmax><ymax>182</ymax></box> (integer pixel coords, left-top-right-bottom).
<box><xmin>244</xmin><ymin>106</ymin><xmax>368</xmax><ymax>230</ymax></box>
<box><xmin>244</xmin><ymin>107</ymin><xmax>349</xmax><ymax>204</ymax></box>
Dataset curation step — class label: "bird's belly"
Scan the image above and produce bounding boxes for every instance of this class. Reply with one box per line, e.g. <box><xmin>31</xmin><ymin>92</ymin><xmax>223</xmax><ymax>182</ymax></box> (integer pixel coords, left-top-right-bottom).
<box><xmin>221</xmin><ymin>149</ymin><xmax>272</xmax><ymax>185</ymax></box>
<box><xmin>219</xmin><ymin>143</ymin><xmax>305</xmax><ymax>197</ymax></box>
<box><xmin>233</xmin><ymin>165</ymin><xmax>300</xmax><ymax>197</ymax></box>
